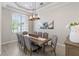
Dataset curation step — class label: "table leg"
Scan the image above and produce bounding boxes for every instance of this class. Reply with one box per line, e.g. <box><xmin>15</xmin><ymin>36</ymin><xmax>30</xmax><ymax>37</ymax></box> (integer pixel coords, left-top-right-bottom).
<box><xmin>42</xmin><ymin>45</ymin><xmax>45</xmax><ymax>55</ymax></box>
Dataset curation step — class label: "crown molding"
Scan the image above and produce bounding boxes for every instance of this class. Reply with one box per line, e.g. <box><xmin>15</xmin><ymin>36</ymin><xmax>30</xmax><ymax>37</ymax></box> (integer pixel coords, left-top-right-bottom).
<box><xmin>15</xmin><ymin>2</ymin><xmax>35</xmax><ymax>11</ymax></box>
<box><xmin>37</xmin><ymin>2</ymin><xmax>71</xmax><ymax>11</ymax></box>
<box><xmin>2</xmin><ymin>2</ymin><xmax>71</xmax><ymax>15</ymax></box>
<box><xmin>2</xmin><ymin>5</ymin><xmax>32</xmax><ymax>16</ymax></box>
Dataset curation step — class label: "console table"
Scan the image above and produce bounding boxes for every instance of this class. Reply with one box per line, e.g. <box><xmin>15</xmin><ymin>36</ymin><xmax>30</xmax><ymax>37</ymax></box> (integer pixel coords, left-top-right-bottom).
<box><xmin>65</xmin><ymin>39</ymin><xmax>79</xmax><ymax>56</ymax></box>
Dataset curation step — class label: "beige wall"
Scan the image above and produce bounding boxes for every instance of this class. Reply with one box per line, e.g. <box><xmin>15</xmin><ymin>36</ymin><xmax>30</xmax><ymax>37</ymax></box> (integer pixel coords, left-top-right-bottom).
<box><xmin>1</xmin><ymin>7</ymin><xmax>32</xmax><ymax>44</ymax></box>
<box><xmin>34</xmin><ymin>2</ymin><xmax>79</xmax><ymax>45</ymax></box>
<box><xmin>34</xmin><ymin>3</ymin><xmax>79</xmax><ymax>55</ymax></box>
<box><xmin>1</xmin><ymin>8</ymin><xmax>18</xmax><ymax>44</ymax></box>
<box><xmin>0</xmin><ymin>3</ymin><xmax>1</xmax><ymax>54</ymax></box>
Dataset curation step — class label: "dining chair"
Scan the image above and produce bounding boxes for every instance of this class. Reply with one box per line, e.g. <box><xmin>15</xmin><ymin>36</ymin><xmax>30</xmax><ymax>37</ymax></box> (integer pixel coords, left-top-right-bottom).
<box><xmin>44</xmin><ymin>35</ymin><xmax>58</xmax><ymax>56</ymax></box>
<box><xmin>33</xmin><ymin>32</ymin><xmax>37</xmax><ymax>35</ymax></box>
<box><xmin>24</xmin><ymin>35</ymin><xmax>39</xmax><ymax>56</ymax></box>
<box><xmin>43</xmin><ymin>32</ymin><xmax>48</xmax><ymax>39</ymax></box>
<box><xmin>20</xmin><ymin>34</ymin><xmax>25</xmax><ymax>48</ymax></box>
<box><xmin>23</xmin><ymin>31</ymin><xmax>28</xmax><ymax>35</ymax></box>
<box><xmin>16</xmin><ymin>33</ymin><xmax>21</xmax><ymax>45</ymax></box>
<box><xmin>16</xmin><ymin>33</ymin><xmax>25</xmax><ymax>50</ymax></box>
<box><xmin>37</xmin><ymin>32</ymin><xmax>42</xmax><ymax>37</ymax></box>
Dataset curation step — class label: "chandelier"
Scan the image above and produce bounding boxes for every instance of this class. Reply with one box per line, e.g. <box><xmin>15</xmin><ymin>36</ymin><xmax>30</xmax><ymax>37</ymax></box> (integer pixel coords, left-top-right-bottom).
<box><xmin>29</xmin><ymin>2</ymin><xmax>40</xmax><ymax>21</ymax></box>
<box><xmin>15</xmin><ymin>2</ymin><xmax>40</xmax><ymax>21</ymax></box>
<box><xmin>29</xmin><ymin>13</ymin><xmax>40</xmax><ymax>21</ymax></box>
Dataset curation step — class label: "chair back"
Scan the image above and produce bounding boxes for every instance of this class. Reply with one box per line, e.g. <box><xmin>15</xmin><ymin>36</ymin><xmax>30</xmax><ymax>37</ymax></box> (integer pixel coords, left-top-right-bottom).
<box><xmin>33</xmin><ymin>32</ymin><xmax>37</xmax><ymax>35</ymax></box>
<box><xmin>51</xmin><ymin>35</ymin><xmax>58</xmax><ymax>49</ymax></box>
<box><xmin>23</xmin><ymin>31</ymin><xmax>28</xmax><ymax>35</ymax></box>
<box><xmin>19</xmin><ymin>34</ymin><xmax>25</xmax><ymax>47</ymax></box>
<box><xmin>16</xmin><ymin>33</ymin><xmax>21</xmax><ymax>44</ymax></box>
<box><xmin>29</xmin><ymin>33</ymin><xmax>38</xmax><ymax>38</ymax></box>
<box><xmin>38</xmin><ymin>32</ymin><xmax>42</xmax><ymax>37</ymax></box>
<box><xmin>24</xmin><ymin>36</ymin><xmax>32</xmax><ymax>51</ymax></box>
<box><xmin>43</xmin><ymin>32</ymin><xmax>48</xmax><ymax>39</ymax></box>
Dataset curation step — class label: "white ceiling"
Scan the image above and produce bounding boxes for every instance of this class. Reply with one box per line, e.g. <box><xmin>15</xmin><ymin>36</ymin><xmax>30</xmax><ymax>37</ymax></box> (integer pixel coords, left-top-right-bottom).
<box><xmin>15</xmin><ymin>2</ymin><xmax>50</xmax><ymax>10</ymax></box>
<box><xmin>2</xmin><ymin>2</ymin><xmax>51</xmax><ymax>13</ymax></box>
<box><xmin>2</xmin><ymin>2</ymin><xmax>71</xmax><ymax>15</ymax></box>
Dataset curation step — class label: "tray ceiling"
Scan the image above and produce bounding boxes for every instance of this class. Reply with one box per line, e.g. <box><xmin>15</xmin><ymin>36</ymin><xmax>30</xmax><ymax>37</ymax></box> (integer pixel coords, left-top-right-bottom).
<box><xmin>2</xmin><ymin>2</ymin><xmax>51</xmax><ymax>12</ymax></box>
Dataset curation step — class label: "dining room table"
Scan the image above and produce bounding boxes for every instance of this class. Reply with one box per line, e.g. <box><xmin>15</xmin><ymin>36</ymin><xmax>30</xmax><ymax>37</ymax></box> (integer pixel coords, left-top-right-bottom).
<box><xmin>24</xmin><ymin>34</ymin><xmax>51</xmax><ymax>53</ymax></box>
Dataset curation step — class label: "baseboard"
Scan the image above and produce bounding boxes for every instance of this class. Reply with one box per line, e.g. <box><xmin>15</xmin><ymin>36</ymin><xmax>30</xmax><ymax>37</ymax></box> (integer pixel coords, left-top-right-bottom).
<box><xmin>57</xmin><ymin>43</ymin><xmax>65</xmax><ymax>47</ymax></box>
<box><xmin>56</xmin><ymin>43</ymin><xmax>65</xmax><ymax>56</ymax></box>
<box><xmin>2</xmin><ymin>40</ymin><xmax>17</xmax><ymax>45</ymax></box>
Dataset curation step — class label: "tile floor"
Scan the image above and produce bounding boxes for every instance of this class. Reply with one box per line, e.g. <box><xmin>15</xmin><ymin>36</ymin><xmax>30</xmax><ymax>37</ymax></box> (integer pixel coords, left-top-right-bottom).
<box><xmin>0</xmin><ymin>41</ymin><xmax>56</xmax><ymax>56</ymax></box>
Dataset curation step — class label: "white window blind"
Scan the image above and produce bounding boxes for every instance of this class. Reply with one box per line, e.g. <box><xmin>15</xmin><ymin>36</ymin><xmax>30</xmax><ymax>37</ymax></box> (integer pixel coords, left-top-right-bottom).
<box><xmin>12</xmin><ymin>13</ymin><xmax>28</xmax><ymax>33</ymax></box>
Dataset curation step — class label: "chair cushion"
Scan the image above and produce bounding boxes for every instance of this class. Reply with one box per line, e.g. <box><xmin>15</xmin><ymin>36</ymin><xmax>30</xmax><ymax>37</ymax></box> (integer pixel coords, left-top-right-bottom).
<box><xmin>31</xmin><ymin>44</ymin><xmax>39</xmax><ymax>51</ymax></box>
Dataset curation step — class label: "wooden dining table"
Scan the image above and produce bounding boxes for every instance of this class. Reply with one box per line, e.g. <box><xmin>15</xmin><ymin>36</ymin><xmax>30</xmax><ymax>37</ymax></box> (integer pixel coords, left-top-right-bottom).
<box><xmin>31</xmin><ymin>37</ymin><xmax>49</xmax><ymax>46</ymax></box>
<box><xmin>24</xmin><ymin>34</ymin><xmax>50</xmax><ymax>53</ymax></box>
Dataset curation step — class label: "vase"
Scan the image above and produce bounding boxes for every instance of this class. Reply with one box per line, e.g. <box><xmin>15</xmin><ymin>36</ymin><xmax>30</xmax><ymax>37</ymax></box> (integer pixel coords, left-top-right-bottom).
<box><xmin>69</xmin><ymin>25</ymin><xmax>79</xmax><ymax>43</ymax></box>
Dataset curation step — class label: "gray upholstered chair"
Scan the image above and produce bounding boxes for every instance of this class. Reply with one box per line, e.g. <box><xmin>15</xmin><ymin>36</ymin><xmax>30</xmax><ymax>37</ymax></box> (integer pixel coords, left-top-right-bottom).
<box><xmin>16</xmin><ymin>33</ymin><xmax>21</xmax><ymax>44</ymax></box>
<box><xmin>20</xmin><ymin>34</ymin><xmax>25</xmax><ymax>48</ymax></box>
<box><xmin>44</xmin><ymin>35</ymin><xmax>58</xmax><ymax>56</ymax></box>
<box><xmin>37</xmin><ymin>32</ymin><xmax>42</xmax><ymax>37</ymax></box>
<box><xmin>24</xmin><ymin>36</ymin><xmax>39</xmax><ymax>55</ymax></box>
<box><xmin>33</xmin><ymin>32</ymin><xmax>37</xmax><ymax>35</ymax></box>
<box><xmin>23</xmin><ymin>31</ymin><xmax>28</xmax><ymax>35</ymax></box>
<box><xmin>16</xmin><ymin>33</ymin><xmax>25</xmax><ymax>49</ymax></box>
<box><xmin>43</xmin><ymin>32</ymin><xmax>48</xmax><ymax>39</ymax></box>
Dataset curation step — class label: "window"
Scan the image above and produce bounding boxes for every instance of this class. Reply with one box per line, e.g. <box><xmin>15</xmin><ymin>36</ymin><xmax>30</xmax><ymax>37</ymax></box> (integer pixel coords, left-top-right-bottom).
<box><xmin>12</xmin><ymin>13</ymin><xmax>28</xmax><ymax>33</ymax></box>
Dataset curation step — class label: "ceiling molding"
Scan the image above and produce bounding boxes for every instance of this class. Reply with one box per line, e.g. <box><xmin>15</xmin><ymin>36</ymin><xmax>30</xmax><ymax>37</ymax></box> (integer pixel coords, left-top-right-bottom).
<box><xmin>2</xmin><ymin>5</ymin><xmax>32</xmax><ymax>16</ymax></box>
<box><xmin>2</xmin><ymin>2</ymin><xmax>52</xmax><ymax>14</ymax></box>
<box><xmin>2</xmin><ymin>2</ymin><xmax>71</xmax><ymax>15</ymax></box>
<box><xmin>37</xmin><ymin>2</ymin><xmax>71</xmax><ymax>11</ymax></box>
<box><xmin>14</xmin><ymin>2</ymin><xmax>35</xmax><ymax>11</ymax></box>
<box><xmin>14</xmin><ymin>2</ymin><xmax>51</xmax><ymax>12</ymax></box>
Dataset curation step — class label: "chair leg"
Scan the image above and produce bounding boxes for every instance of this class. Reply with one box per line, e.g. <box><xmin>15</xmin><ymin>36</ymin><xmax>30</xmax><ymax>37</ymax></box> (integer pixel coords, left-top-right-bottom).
<box><xmin>18</xmin><ymin>44</ymin><xmax>21</xmax><ymax>48</ymax></box>
<box><xmin>24</xmin><ymin>48</ymin><xmax>27</xmax><ymax>54</ymax></box>
<box><xmin>27</xmin><ymin>50</ymin><xmax>32</xmax><ymax>56</ymax></box>
<box><xmin>51</xmin><ymin>51</ymin><xmax>52</xmax><ymax>55</ymax></box>
<box><xmin>18</xmin><ymin>43</ymin><xmax>21</xmax><ymax>49</ymax></box>
<box><xmin>29</xmin><ymin>51</ymin><xmax>32</xmax><ymax>56</ymax></box>
<box><xmin>54</xmin><ymin>50</ymin><xmax>56</xmax><ymax>56</ymax></box>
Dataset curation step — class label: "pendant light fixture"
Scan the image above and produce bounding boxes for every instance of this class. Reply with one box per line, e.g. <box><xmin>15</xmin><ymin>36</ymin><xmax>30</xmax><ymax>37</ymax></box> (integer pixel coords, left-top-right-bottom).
<box><xmin>29</xmin><ymin>2</ymin><xmax>40</xmax><ymax>21</ymax></box>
